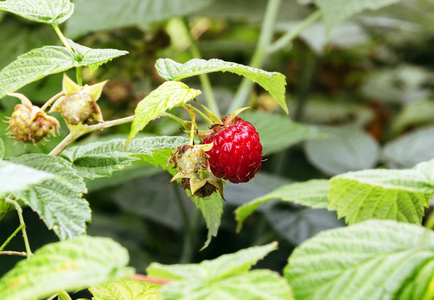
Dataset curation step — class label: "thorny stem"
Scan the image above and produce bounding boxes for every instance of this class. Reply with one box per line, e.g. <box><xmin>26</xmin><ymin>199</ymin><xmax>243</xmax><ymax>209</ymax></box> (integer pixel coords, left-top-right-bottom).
<box><xmin>229</xmin><ymin>0</ymin><xmax>282</xmax><ymax>113</ymax></box>
<box><xmin>6</xmin><ymin>197</ymin><xmax>32</xmax><ymax>257</ymax></box>
<box><xmin>49</xmin><ymin>116</ymin><xmax>135</xmax><ymax>156</ymax></box>
<box><xmin>181</xmin><ymin>18</ymin><xmax>221</xmax><ymax>117</ymax></box>
<box><xmin>41</xmin><ymin>91</ymin><xmax>65</xmax><ymax>111</ymax></box>
<box><xmin>0</xmin><ymin>224</ymin><xmax>24</xmax><ymax>252</ymax></box>
<box><xmin>132</xmin><ymin>274</ymin><xmax>172</xmax><ymax>285</ymax></box>
<box><xmin>0</xmin><ymin>251</ymin><xmax>28</xmax><ymax>257</ymax></box>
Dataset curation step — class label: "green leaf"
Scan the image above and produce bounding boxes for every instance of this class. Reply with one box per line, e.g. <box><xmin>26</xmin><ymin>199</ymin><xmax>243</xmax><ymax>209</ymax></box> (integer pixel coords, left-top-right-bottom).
<box><xmin>194</xmin><ymin>192</ymin><xmax>224</xmax><ymax>250</ymax></box>
<box><xmin>160</xmin><ymin>270</ymin><xmax>293</xmax><ymax>300</ymax></box>
<box><xmin>0</xmin><ymin>160</ymin><xmax>56</xmax><ymax>196</ymax></box>
<box><xmin>9</xmin><ymin>154</ymin><xmax>91</xmax><ymax>240</ymax></box>
<box><xmin>65</xmin><ymin>0</ymin><xmax>213</xmax><ymax>38</ymax></box>
<box><xmin>245</xmin><ymin>111</ymin><xmax>326</xmax><ymax>155</ymax></box>
<box><xmin>0</xmin><ymin>0</ymin><xmax>74</xmax><ymax>25</ymax></box>
<box><xmin>148</xmin><ymin>242</ymin><xmax>292</xmax><ymax>300</ymax></box>
<box><xmin>62</xmin><ymin>136</ymin><xmax>187</xmax><ymax>180</ymax></box>
<box><xmin>0</xmin><ymin>236</ymin><xmax>134</xmax><ymax>300</ymax></box>
<box><xmin>235</xmin><ymin>179</ymin><xmax>330</xmax><ymax>231</ymax></box>
<box><xmin>90</xmin><ymin>279</ymin><xmax>160</xmax><ymax>300</ymax></box>
<box><xmin>147</xmin><ymin>242</ymin><xmax>278</xmax><ymax>280</ymax></box>
<box><xmin>0</xmin><ymin>44</ymin><xmax>127</xmax><ymax>99</ymax></box>
<box><xmin>383</xmin><ymin>126</ymin><xmax>434</xmax><ymax>169</ymax></box>
<box><xmin>156</xmin><ymin>58</ymin><xmax>288</xmax><ymax>114</ymax></box>
<box><xmin>284</xmin><ymin>220</ymin><xmax>434</xmax><ymax>300</ymax></box>
<box><xmin>315</xmin><ymin>0</ymin><xmax>401</xmax><ymax>31</ymax></box>
<box><xmin>304</xmin><ymin>126</ymin><xmax>380</xmax><ymax>176</ymax></box>
<box><xmin>126</xmin><ymin>82</ymin><xmax>200</xmax><ymax>146</ymax></box>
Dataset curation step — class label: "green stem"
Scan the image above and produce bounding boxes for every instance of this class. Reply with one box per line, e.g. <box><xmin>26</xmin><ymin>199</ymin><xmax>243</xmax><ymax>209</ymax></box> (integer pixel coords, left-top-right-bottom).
<box><xmin>40</xmin><ymin>91</ymin><xmax>65</xmax><ymax>111</ymax></box>
<box><xmin>268</xmin><ymin>10</ymin><xmax>323</xmax><ymax>54</ymax></box>
<box><xmin>6</xmin><ymin>198</ymin><xmax>32</xmax><ymax>257</ymax></box>
<box><xmin>49</xmin><ymin>116</ymin><xmax>135</xmax><ymax>156</ymax></box>
<box><xmin>160</xmin><ymin>112</ymin><xmax>191</xmax><ymax>129</ymax></box>
<box><xmin>185</xmin><ymin>104</ymin><xmax>213</xmax><ymax>125</ymax></box>
<box><xmin>294</xmin><ymin>51</ymin><xmax>317</xmax><ymax>122</ymax></box>
<box><xmin>76</xmin><ymin>67</ymin><xmax>83</xmax><ymax>86</ymax></box>
<box><xmin>228</xmin><ymin>0</ymin><xmax>282</xmax><ymax>113</ymax></box>
<box><xmin>0</xmin><ymin>251</ymin><xmax>27</xmax><ymax>257</ymax></box>
<box><xmin>0</xmin><ymin>224</ymin><xmax>24</xmax><ymax>252</ymax></box>
<box><xmin>52</xmin><ymin>24</ymin><xmax>72</xmax><ymax>51</ymax></box>
<box><xmin>181</xmin><ymin>18</ymin><xmax>221</xmax><ymax>117</ymax></box>
<box><xmin>425</xmin><ymin>210</ymin><xmax>434</xmax><ymax>230</ymax></box>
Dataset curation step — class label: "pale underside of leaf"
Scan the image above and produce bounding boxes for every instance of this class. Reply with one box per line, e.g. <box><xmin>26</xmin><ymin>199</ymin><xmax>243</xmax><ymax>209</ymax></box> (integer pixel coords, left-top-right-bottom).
<box><xmin>126</xmin><ymin>81</ymin><xmax>201</xmax><ymax>146</ymax></box>
<box><xmin>0</xmin><ymin>0</ymin><xmax>74</xmax><ymax>25</ymax></box>
<box><xmin>155</xmin><ymin>58</ymin><xmax>288</xmax><ymax>114</ymax></box>
<box><xmin>0</xmin><ymin>236</ymin><xmax>134</xmax><ymax>300</ymax></box>
<box><xmin>285</xmin><ymin>220</ymin><xmax>434</xmax><ymax>300</ymax></box>
<box><xmin>0</xmin><ymin>44</ymin><xmax>127</xmax><ymax>99</ymax></box>
<box><xmin>235</xmin><ymin>179</ymin><xmax>330</xmax><ymax>231</ymax></box>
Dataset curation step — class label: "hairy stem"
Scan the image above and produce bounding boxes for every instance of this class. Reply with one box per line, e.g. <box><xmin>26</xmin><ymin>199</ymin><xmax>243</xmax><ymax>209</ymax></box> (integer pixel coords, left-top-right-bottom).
<box><xmin>0</xmin><ymin>224</ymin><xmax>24</xmax><ymax>252</ymax></box>
<box><xmin>268</xmin><ymin>10</ymin><xmax>323</xmax><ymax>54</ymax></box>
<box><xmin>52</xmin><ymin>24</ymin><xmax>72</xmax><ymax>51</ymax></box>
<box><xmin>49</xmin><ymin>116</ymin><xmax>135</xmax><ymax>156</ymax></box>
<box><xmin>6</xmin><ymin>198</ymin><xmax>32</xmax><ymax>257</ymax></box>
<box><xmin>229</xmin><ymin>0</ymin><xmax>282</xmax><ymax>113</ymax></box>
<box><xmin>0</xmin><ymin>251</ymin><xmax>28</xmax><ymax>257</ymax></box>
<box><xmin>181</xmin><ymin>18</ymin><xmax>221</xmax><ymax>117</ymax></box>
<box><xmin>132</xmin><ymin>274</ymin><xmax>172</xmax><ymax>285</ymax></box>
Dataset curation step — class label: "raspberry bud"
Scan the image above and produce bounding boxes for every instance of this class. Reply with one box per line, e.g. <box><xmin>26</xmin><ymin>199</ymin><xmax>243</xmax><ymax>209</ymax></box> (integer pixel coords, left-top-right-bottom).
<box><xmin>50</xmin><ymin>74</ymin><xmax>107</xmax><ymax>126</ymax></box>
<box><xmin>167</xmin><ymin>144</ymin><xmax>224</xmax><ymax>198</ymax></box>
<box><xmin>7</xmin><ymin>93</ymin><xmax>60</xmax><ymax>144</ymax></box>
<box><xmin>202</xmin><ymin>114</ymin><xmax>262</xmax><ymax>183</ymax></box>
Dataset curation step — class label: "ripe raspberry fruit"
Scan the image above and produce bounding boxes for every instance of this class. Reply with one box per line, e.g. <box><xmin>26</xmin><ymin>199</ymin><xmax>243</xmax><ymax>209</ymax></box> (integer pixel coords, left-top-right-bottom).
<box><xmin>202</xmin><ymin>116</ymin><xmax>262</xmax><ymax>183</ymax></box>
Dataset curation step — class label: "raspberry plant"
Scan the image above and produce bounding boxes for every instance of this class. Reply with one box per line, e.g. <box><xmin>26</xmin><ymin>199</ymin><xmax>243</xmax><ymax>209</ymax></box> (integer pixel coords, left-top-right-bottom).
<box><xmin>1</xmin><ymin>0</ymin><xmax>434</xmax><ymax>299</ymax></box>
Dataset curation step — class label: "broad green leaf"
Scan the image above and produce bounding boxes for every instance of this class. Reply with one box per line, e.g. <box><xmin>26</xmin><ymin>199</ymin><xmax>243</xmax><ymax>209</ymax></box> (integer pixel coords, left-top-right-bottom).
<box><xmin>284</xmin><ymin>220</ymin><xmax>434</xmax><ymax>300</ymax></box>
<box><xmin>315</xmin><ymin>0</ymin><xmax>401</xmax><ymax>30</ymax></box>
<box><xmin>62</xmin><ymin>136</ymin><xmax>188</xmax><ymax>180</ymax></box>
<box><xmin>193</xmin><ymin>192</ymin><xmax>224</xmax><ymax>250</ymax></box>
<box><xmin>0</xmin><ymin>236</ymin><xmax>134</xmax><ymax>300</ymax></box>
<box><xmin>126</xmin><ymin>82</ymin><xmax>200</xmax><ymax>146</ymax></box>
<box><xmin>9</xmin><ymin>154</ymin><xmax>90</xmax><ymax>240</ymax></box>
<box><xmin>147</xmin><ymin>242</ymin><xmax>278</xmax><ymax>280</ymax></box>
<box><xmin>383</xmin><ymin>126</ymin><xmax>434</xmax><ymax>169</ymax></box>
<box><xmin>391</xmin><ymin>100</ymin><xmax>434</xmax><ymax>134</ymax></box>
<box><xmin>156</xmin><ymin>58</ymin><xmax>288</xmax><ymax>114</ymax></box>
<box><xmin>90</xmin><ymin>279</ymin><xmax>160</xmax><ymax>300</ymax></box>
<box><xmin>304</xmin><ymin>126</ymin><xmax>380</xmax><ymax>176</ymax></box>
<box><xmin>0</xmin><ymin>45</ymin><xmax>127</xmax><ymax>99</ymax></box>
<box><xmin>235</xmin><ymin>179</ymin><xmax>330</xmax><ymax>231</ymax></box>
<box><xmin>0</xmin><ymin>0</ymin><xmax>74</xmax><ymax>25</ymax></box>
<box><xmin>329</xmin><ymin>177</ymin><xmax>430</xmax><ymax>225</ymax></box>
<box><xmin>0</xmin><ymin>160</ymin><xmax>56</xmax><ymax>196</ymax></box>
<box><xmin>160</xmin><ymin>270</ymin><xmax>293</xmax><ymax>300</ymax></box>
<box><xmin>245</xmin><ymin>111</ymin><xmax>326</xmax><ymax>154</ymax></box>
<box><xmin>65</xmin><ymin>0</ymin><xmax>213</xmax><ymax>38</ymax></box>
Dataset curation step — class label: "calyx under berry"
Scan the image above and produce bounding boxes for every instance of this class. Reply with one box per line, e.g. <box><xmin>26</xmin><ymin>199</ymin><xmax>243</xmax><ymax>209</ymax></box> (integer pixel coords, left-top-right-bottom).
<box><xmin>167</xmin><ymin>143</ymin><xmax>224</xmax><ymax>198</ymax></box>
<box><xmin>7</xmin><ymin>93</ymin><xmax>60</xmax><ymax>144</ymax></box>
<box><xmin>50</xmin><ymin>74</ymin><xmax>107</xmax><ymax>126</ymax></box>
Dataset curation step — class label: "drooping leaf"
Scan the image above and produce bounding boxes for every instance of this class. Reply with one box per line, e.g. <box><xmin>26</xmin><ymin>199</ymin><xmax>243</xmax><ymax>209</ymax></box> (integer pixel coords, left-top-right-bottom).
<box><xmin>62</xmin><ymin>136</ymin><xmax>187</xmax><ymax>180</ymax></box>
<box><xmin>304</xmin><ymin>126</ymin><xmax>380</xmax><ymax>176</ymax></box>
<box><xmin>235</xmin><ymin>179</ymin><xmax>330</xmax><ymax>231</ymax></box>
<box><xmin>65</xmin><ymin>0</ymin><xmax>214</xmax><ymax>38</ymax></box>
<box><xmin>0</xmin><ymin>0</ymin><xmax>74</xmax><ymax>25</ymax></box>
<box><xmin>383</xmin><ymin>126</ymin><xmax>434</xmax><ymax>169</ymax></box>
<box><xmin>156</xmin><ymin>58</ymin><xmax>288</xmax><ymax>114</ymax></box>
<box><xmin>193</xmin><ymin>191</ymin><xmax>224</xmax><ymax>250</ymax></box>
<box><xmin>285</xmin><ymin>220</ymin><xmax>434</xmax><ymax>300</ymax></box>
<box><xmin>245</xmin><ymin>111</ymin><xmax>326</xmax><ymax>155</ymax></box>
<box><xmin>0</xmin><ymin>160</ymin><xmax>56</xmax><ymax>196</ymax></box>
<box><xmin>90</xmin><ymin>279</ymin><xmax>160</xmax><ymax>300</ymax></box>
<box><xmin>315</xmin><ymin>0</ymin><xmax>401</xmax><ymax>30</ymax></box>
<box><xmin>126</xmin><ymin>82</ymin><xmax>200</xmax><ymax>146</ymax></box>
<box><xmin>0</xmin><ymin>236</ymin><xmax>134</xmax><ymax>300</ymax></box>
<box><xmin>160</xmin><ymin>270</ymin><xmax>293</xmax><ymax>300</ymax></box>
<box><xmin>0</xmin><ymin>44</ymin><xmax>127</xmax><ymax>99</ymax></box>
<box><xmin>147</xmin><ymin>242</ymin><xmax>292</xmax><ymax>300</ymax></box>
<box><xmin>9</xmin><ymin>154</ymin><xmax>91</xmax><ymax>240</ymax></box>
<box><xmin>148</xmin><ymin>242</ymin><xmax>278</xmax><ymax>280</ymax></box>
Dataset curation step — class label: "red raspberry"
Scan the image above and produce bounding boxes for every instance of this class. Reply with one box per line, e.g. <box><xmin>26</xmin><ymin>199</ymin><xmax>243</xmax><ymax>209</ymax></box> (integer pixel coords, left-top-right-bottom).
<box><xmin>202</xmin><ymin>117</ymin><xmax>262</xmax><ymax>183</ymax></box>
